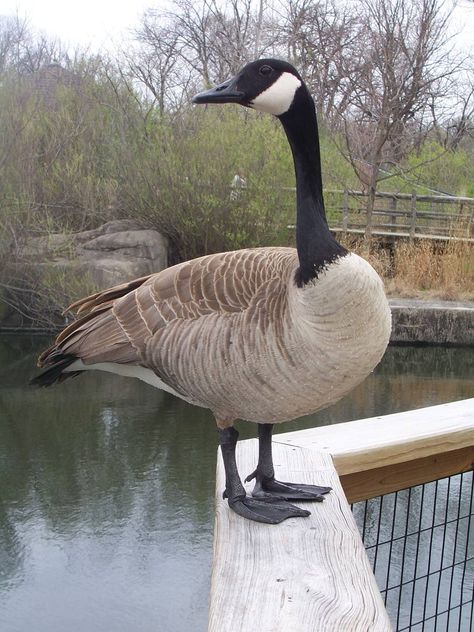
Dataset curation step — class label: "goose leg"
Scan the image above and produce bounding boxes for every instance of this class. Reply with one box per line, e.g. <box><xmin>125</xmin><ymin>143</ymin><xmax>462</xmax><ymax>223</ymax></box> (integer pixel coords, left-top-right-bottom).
<box><xmin>245</xmin><ymin>424</ymin><xmax>332</xmax><ymax>501</ymax></box>
<box><xmin>218</xmin><ymin>426</ymin><xmax>311</xmax><ymax>524</ymax></box>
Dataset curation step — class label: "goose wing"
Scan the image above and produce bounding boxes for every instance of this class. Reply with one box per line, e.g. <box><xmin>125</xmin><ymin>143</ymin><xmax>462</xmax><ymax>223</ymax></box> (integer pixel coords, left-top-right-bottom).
<box><xmin>37</xmin><ymin>247</ymin><xmax>297</xmax><ymax>393</ymax></box>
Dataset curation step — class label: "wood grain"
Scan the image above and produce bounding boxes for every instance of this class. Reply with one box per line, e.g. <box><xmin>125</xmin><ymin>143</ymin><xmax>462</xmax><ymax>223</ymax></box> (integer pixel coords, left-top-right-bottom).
<box><xmin>274</xmin><ymin>398</ymin><xmax>474</xmax><ymax>477</ymax></box>
<box><xmin>209</xmin><ymin>442</ymin><xmax>392</xmax><ymax>632</ymax></box>
<box><xmin>340</xmin><ymin>445</ymin><xmax>474</xmax><ymax>503</ymax></box>
<box><xmin>209</xmin><ymin>400</ymin><xmax>473</xmax><ymax>630</ymax></box>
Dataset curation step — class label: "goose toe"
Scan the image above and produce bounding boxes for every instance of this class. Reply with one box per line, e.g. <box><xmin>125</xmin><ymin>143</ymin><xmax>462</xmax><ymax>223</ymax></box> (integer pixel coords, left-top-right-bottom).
<box><xmin>228</xmin><ymin>496</ymin><xmax>311</xmax><ymax>524</ymax></box>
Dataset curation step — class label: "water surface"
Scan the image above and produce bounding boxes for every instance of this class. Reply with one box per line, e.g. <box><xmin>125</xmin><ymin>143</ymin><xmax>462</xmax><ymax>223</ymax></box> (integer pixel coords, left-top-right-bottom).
<box><xmin>0</xmin><ymin>336</ymin><xmax>472</xmax><ymax>631</ymax></box>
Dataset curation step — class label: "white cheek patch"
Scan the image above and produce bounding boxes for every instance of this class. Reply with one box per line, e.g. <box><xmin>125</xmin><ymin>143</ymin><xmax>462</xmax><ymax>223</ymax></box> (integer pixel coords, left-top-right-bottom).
<box><xmin>251</xmin><ymin>72</ymin><xmax>302</xmax><ymax>115</ymax></box>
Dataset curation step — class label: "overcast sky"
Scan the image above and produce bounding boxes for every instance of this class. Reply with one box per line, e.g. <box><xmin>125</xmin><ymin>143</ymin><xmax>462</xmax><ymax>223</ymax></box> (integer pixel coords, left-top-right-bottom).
<box><xmin>1</xmin><ymin>0</ymin><xmax>156</xmax><ymax>51</ymax></box>
<box><xmin>2</xmin><ymin>0</ymin><xmax>473</xmax><ymax>53</ymax></box>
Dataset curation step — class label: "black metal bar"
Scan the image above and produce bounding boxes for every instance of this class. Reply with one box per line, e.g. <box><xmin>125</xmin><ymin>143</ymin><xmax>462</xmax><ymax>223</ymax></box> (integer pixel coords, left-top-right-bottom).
<box><xmin>373</xmin><ymin>494</ymin><xmax>384</xmax><ymax>574</ymax></box>
<box><xmin>352</xmin><ymin>471</ymin><xmax>473</xmax><ymax>632</ymax></box>
<box><xmin>395</xmin><ymin>487</ymin><xmax>411</xmax><ymax>630</ymax></box>
<box><xmin>421</xmin><ymin>479</ymin><xmax>439</xmax><ymax>631</ymax></box>
<box><xmin>433</xmin><ymin>476</ymin><xmax>451</xmax><ymax>629</ymax></box>
<box><xmin>458</xmin><ymin>473</ymin><xmax>473</xmax><ymax>632</ymax></box>
<box><xmin>408</xmin><ymin>483</ymin><xmax>425</xmax><ymax>629</ymax></box>
<box><xmin>385</xmin><ymin>491</ymin><xmax>398</xmax><ymax>604</ymax></box>
<box><xmin>446</xmin><ymin>473</ymin><xmax>463</xmax><ymax>630</ymax></box>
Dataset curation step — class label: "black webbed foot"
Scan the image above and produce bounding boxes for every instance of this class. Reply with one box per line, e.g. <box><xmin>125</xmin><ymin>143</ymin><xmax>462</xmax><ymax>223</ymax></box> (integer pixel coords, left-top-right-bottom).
<box><xmin>246</xmin><ymin>424</ymin><xmax>332</xmax><ymax>502</ymax></box>
<box><xmin>245</xmin><ymin>470</ymin><xmax>331</xmax><ymax>501</ymax></box>
<box><xmin>218</xmin><ymin>426</ymin><xmax>309</xmax><ymax>524</ymax></box>
<box><xmin>228</xmin><ymin>495</ymin><xmax>310</xmax><ymax>524</ymax></box>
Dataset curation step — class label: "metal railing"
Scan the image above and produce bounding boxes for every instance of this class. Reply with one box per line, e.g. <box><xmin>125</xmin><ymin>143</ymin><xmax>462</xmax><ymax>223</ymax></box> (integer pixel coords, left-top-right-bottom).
<box><xmin>352</xmin><ymin>471</ymin><xmax>473</xmax><ymax>631</ymax></box>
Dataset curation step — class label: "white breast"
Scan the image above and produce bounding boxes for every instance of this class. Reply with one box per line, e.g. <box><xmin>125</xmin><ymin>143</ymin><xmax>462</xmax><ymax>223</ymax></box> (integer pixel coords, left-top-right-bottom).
<box><xmin>215</xmin><ymin>253</ymin><xmax>391</xmax><ymax>423</ymax></box>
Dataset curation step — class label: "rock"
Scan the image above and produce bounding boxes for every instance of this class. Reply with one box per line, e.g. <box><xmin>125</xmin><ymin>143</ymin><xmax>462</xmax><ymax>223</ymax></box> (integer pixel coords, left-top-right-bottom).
<box><xmin>19</xmin><ymin>220</ymin><xmax>168</xmax><ymax>289</ymax></box>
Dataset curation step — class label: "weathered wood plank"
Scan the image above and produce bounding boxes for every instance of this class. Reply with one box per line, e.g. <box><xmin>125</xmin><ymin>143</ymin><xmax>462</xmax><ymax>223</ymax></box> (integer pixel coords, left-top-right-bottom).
<box><xmin>210</xmin><ymin>400</ymin><xmax>472</xmax><ymax>630</ymax></box>
<box><xmin>274</xmin><ymin>399</ymin><xmax>474</xmax><ymax>477</ymax></box>
<box><xmin>340</xmin><ymin>445</ymin><xmax>474</xmax><ymax>503</ymax></box>
<box><xmin>209</xmin><ymin>443</ymin><xmax>392</xmax><ymax>632</ymax></box>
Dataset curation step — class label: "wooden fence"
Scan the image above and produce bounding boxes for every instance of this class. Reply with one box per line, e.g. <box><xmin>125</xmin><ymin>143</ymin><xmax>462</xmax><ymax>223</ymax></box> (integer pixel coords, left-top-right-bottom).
<box><xmin>196</xmin><ymin>182</ymin><xmax>474</xmax><ymax>242</ymax></box>
<box><xmin>324</xmin><ymin>190</ymin><xmax>474</xmax><ymax>242</ymax></box>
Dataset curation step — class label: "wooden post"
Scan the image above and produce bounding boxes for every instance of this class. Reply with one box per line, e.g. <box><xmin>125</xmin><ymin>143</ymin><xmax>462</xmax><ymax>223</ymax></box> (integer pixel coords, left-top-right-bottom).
<box><xmin>342</xmin><ymin>189</ymin><xmax>349</xmax><ymax>235</ymax></box>
<box><xmin>409</xmin><ymin>191</ymin><xmax>417</xmax><ymax>242</ymax></box>
<box><xmin>389</xmin><ymin>196</ymin><xmax>397</xmax><ymax>233</ymax></box>
<box><xmin>365</xmin><ymin>187</ymin><xmax>375</xmax><ymax>241</ymax></box>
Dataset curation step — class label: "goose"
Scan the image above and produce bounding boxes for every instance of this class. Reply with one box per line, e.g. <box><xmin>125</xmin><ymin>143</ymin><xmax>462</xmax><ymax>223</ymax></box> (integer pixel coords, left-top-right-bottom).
<box><xmin>32</xmin><ymin>59</ymin><xmax>392</xmax><ymax>525</ymax></box>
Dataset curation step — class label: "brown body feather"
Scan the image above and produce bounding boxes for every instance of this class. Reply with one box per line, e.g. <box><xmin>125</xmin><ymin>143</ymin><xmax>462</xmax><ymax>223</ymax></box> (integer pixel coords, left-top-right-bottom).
<box><xmin>34</xmin><ymin>247</ymin><xmax>391</xmax><ymax>426</ymax></box>
<box><xmin>37</xmin><ymin>246</ymin><xmax>293</xmax><ymax>373</ymax></box>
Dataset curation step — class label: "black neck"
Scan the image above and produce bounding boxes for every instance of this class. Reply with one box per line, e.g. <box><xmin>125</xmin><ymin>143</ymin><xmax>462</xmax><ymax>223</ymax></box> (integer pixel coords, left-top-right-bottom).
<box><xmin>279</xmin><ymin>87</ymin><xmax>346</xmax><ymax>286</ymax></box>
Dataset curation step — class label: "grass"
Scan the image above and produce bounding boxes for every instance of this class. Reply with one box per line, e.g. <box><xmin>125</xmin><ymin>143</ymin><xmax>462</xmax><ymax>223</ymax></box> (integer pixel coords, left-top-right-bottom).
<box><xmin>341</xmin><ymin>236</ymin><xmax>474</xmax><ymax>301</ymax></box>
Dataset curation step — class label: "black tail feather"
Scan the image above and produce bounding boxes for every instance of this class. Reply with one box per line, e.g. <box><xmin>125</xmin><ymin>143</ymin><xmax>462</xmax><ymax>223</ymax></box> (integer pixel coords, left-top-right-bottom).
<box><xmin>30</xmin><ymin>352</ymin><xmax>81</xmax><ymax>388</ymax></box>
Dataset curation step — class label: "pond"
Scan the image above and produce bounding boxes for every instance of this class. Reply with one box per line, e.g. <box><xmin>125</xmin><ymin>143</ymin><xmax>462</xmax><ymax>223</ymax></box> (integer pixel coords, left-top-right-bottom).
<box><xmin>0</xmin><ymin>335</ymin><xmax>473</xmax><ymax>632</ymax></box>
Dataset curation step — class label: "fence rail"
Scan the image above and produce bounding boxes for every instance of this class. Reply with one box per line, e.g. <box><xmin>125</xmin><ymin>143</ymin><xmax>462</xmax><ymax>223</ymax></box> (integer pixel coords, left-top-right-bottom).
<box><xmin>295</xmin><ymin>189</ymin><xmax>474</xmax><ymax>242</ymax></box>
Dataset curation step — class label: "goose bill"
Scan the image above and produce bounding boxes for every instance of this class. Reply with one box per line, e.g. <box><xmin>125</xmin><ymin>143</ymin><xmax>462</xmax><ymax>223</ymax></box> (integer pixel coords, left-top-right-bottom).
<box><xmin>192</xmin><ymin>77</ymin><xmax>245</xmax><ymax>104</ymax></box>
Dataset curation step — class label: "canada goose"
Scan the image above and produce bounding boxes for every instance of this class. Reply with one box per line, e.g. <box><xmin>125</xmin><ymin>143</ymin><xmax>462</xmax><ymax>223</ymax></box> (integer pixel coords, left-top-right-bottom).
<box><xmin>32</xmin><ymin>59</ymin><xmax>391</xmax><ymax>525</ymax></box>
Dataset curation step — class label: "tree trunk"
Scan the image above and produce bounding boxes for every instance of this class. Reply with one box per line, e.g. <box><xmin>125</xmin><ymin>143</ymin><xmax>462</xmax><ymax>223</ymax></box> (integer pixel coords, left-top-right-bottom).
<box><xmin>365</xmin><ymin>162</ymin><xmax>380</xmax><ymax>241</ymax></box>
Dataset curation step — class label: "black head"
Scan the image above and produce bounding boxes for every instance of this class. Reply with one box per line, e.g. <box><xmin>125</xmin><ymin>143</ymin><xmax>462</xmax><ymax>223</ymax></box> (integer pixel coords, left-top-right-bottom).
<box><xmin>192</xmin><ymin>58</ymin><xmax>304</xmax><ymax>116</ymax></box>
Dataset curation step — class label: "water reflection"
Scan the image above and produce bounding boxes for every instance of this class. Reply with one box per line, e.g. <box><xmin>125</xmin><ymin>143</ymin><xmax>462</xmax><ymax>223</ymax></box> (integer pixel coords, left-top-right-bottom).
<box><xmin>0</xmin><ymin>336</ymin><xmax>472</xmax><ymax>632</ymax></box>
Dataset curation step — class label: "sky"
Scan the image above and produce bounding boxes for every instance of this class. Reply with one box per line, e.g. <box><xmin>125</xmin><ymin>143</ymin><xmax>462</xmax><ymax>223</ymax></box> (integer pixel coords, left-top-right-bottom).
<box><xmin>1</xmin><ymin>0</ymin><xmax>158</xmax><ymax>51</ymax></box>
<box><xmin>1</xmin><ymin>0</ymin><xmax>474</xmax><ymax>53</ymax></box>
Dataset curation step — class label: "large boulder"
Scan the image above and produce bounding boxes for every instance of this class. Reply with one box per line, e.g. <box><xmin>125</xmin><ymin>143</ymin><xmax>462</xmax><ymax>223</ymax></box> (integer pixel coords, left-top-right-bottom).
<box><xmin>20</xmin><ymin>220</ymin><xmax>168</xmax><ymax>289</ymax></box>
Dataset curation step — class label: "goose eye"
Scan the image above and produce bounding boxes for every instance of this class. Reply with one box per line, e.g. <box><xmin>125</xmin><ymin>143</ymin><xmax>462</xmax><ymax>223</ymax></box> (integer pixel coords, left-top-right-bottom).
<box><xmin>259</xmin><ymin>65</ymin><xmax>272</xmax><ymax>76</ymax></box>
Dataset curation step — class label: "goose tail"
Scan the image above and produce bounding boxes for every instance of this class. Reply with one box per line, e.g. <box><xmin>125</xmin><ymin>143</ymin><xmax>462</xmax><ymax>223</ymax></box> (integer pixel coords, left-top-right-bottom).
<box><xmin>30</xmin><ymin>349</ymin><xmax>81</xmax><ymax>387</ymax></box>
<box><xmin>30</xmin><ymin>274</ymin><xmax>153</xmax><ymax>388</ymax></box>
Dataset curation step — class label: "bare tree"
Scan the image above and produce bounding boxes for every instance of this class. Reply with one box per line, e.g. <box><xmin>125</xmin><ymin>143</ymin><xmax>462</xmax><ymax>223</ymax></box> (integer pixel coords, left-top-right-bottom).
<box><xmin>278</xmin><ymin>0</ymin><xmax>358</xmax><ymax>122</ymax></box>
<box><xmin>0</xmin><ymin>15</ymin><xmax>29</xmax><ymax>73</ymax></box>
<box><xmin>128</xmin><ymin>13</ymin><xmax>183</xmax><ymax>114</ymax></box>
<box><xmin>131</xmin><ymin>0</ymin><xmax>278</xmax><ymax>94</ymax></box>
<box><xmin>431</xmin><ymin>63</ymin><xmax>474</xmax><ymax>149</ymax></box>
<box><xmin>0</xmin><ymin>14</ymin><xmax>67</xmax><ymax>76</ymax></box>
<box><xmin>340</xmin><ymin>0</ymin><xmax>460</xmax><ymax>235</ymax></box>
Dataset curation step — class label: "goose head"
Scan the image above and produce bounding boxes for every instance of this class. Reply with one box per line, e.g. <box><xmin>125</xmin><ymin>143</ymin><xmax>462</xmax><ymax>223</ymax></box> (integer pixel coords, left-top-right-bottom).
<box><xmin>192</xmin><ymin>58</ymin><xmax>304</xmax><ymax>117</ymax></box>
<box><xmin>193</xmin><ymin>58</ymin><xmax>348</xmax><ymax>286</ymax></box>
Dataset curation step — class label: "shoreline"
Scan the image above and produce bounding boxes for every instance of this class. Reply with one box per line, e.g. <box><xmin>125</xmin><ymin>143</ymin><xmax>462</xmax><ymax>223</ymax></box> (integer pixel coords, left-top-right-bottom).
<box><xmin>388</xmin><ymin>298</ymin><xmax>474</xmax><ymax>346</ymax></box>
<box><xmin>1</xmin><ymin>297</ymin><xmax>473</xmax><ymax>346</ymax></box>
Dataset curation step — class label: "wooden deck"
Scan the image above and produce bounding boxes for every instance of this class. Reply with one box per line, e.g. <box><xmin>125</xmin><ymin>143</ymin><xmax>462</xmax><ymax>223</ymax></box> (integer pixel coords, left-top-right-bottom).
<box><xmin>209</xmin><ymin>399</ymin><xmax>474</xmax><ymax>631</ymax></box>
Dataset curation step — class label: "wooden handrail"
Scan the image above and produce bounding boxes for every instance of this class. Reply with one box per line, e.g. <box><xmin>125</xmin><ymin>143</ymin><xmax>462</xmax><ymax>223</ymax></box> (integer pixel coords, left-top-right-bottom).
<box><xmin>289</xmin><ymin>188</ymin><xmax>474</xmax><ymax>241</ymax></box>
<box><xmin>275</xmin><ymin>398</ymin><xmax>474</xmax><ymax>503</ymax></box>
<box><xmin>209</xmin><ymin>399</ymin><xmax>473</xmax><ymax>631</ymax></box>
<box><xmin>209</xmin><ymin>400</ymin><xmax>473</xmax><ymax>630</ymax></box>
<box><xmin>210</xmin><ymin>445</ymin><xmax>393</xmax><ymax>631</ymax></box>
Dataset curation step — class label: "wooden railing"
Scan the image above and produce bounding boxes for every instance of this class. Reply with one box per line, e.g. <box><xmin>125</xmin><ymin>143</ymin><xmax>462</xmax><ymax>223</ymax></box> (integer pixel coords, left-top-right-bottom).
<box><xmin>209</xmin><ymin>399</ymin><xmax>474</xmax><ymax>631</ymax></box>
<box><xmin>291</xmin><ymin>190</ymin><xmax>474</xmax><ymax>242</ymax></box>
<box><xmin>196</xmin><ymin>182</ymin><xmax>474</xmax><ymax>241</ymax></box>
